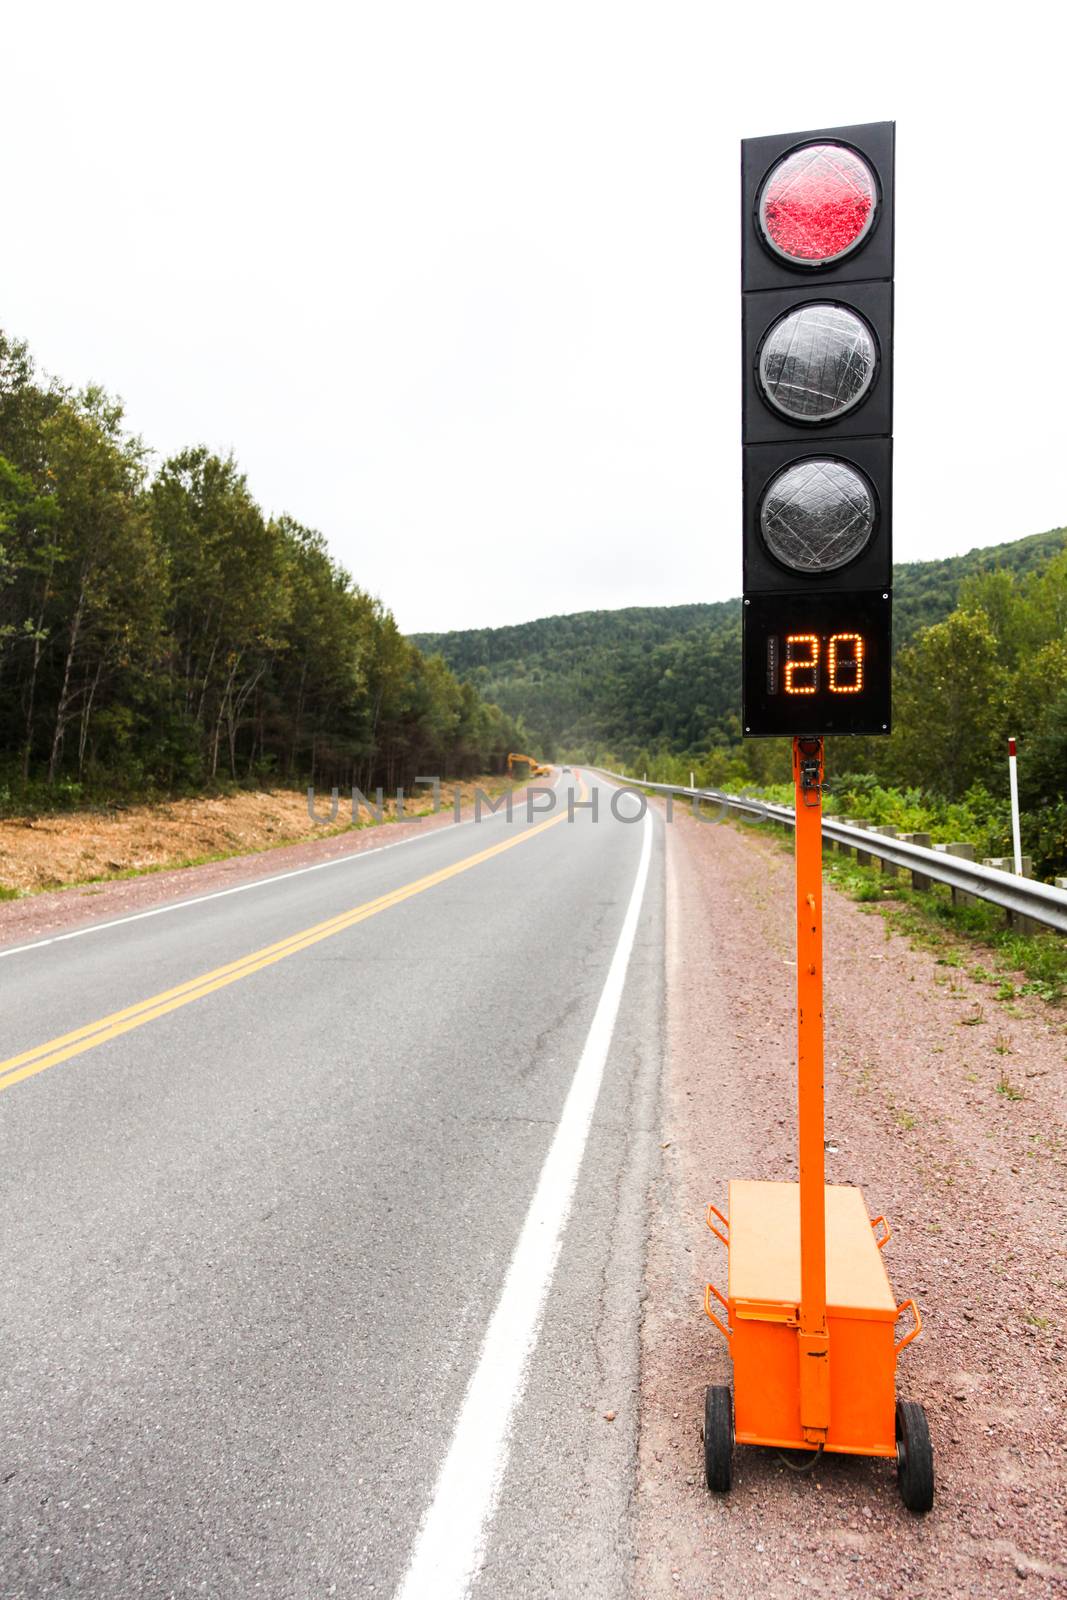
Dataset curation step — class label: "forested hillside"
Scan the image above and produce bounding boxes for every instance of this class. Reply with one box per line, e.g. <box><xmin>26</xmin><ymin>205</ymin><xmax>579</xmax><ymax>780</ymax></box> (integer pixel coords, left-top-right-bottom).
<box><xmin>415</xmin><ymin>599</ymin><xmax>743</xmax><ymax>758</ymax></box>
<box><xmin>0</xmin><ymin>330</ymin><xmax>517</xmax><ymax>808</ymax></box>
<box><xmin>412</xmin><ymin>527</ymin><xmax>1067</xmax><ymax>759</ymax></box>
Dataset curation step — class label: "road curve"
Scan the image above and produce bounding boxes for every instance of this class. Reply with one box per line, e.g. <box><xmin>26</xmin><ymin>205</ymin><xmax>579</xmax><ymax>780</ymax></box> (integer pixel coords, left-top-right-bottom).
<box><xmin>0</xmin><ymin>772</ymin><xmax>665</xmax><ymax>1599</ymax></box>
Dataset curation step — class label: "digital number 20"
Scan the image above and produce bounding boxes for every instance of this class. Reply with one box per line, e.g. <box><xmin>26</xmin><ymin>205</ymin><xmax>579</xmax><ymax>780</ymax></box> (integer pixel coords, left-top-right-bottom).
<box><xmin>784</xmin><ymin>633</ymin><xmax>864</xmax><ymax>695</ymax></box>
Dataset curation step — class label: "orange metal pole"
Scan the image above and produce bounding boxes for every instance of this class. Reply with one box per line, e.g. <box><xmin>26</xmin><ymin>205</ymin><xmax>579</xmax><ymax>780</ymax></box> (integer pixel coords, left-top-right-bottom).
<box><xmin>793</xmin><ymin>737</ymin><xmax>830</xmax><ymax>1443</ymax></box>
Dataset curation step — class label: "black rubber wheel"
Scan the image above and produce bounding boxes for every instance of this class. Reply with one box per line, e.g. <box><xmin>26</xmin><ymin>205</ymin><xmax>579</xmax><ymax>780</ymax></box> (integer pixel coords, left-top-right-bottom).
<box><xmin>896</xmin><ymin>1398</ymin><xmax>934</xmax><ymax>1513</ymax></box>
<box><xmin>703</xmin><ymin>1385</ymin><xmax>733</xmax><ymax>1493</ymax></box>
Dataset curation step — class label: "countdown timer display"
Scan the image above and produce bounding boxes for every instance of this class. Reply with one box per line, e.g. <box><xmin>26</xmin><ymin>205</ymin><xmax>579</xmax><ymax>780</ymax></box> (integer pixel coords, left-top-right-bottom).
<box><xmin>742</xmin><ymin>591</ymin><xmax>891</xmax><ymax>736</ymax></box>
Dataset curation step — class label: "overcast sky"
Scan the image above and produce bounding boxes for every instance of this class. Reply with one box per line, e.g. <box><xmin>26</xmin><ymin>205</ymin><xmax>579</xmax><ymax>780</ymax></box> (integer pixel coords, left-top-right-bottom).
<box><xmin>4</xmin><ymin>3</ymin><xmax>1063</xmax><ymax>634</ymax></box>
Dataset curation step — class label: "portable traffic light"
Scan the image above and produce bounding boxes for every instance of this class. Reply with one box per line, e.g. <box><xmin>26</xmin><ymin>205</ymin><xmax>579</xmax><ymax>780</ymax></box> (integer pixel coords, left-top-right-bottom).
<box><xmin>707</xmin><ymin>123</ymin><xmax>932</xmax><ymax>1513</ymax></box>
<box><xmin>741</xmin><ymin>123</ymin><xmax>895</xmax><ymax>737</ymax></box>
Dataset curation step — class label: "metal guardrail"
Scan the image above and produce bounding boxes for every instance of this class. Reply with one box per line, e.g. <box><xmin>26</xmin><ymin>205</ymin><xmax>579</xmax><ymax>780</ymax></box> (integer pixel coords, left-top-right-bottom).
<box><xmin>592</xmin><ymin>768</ymin><xmax>1067</xmax><ymax>936</ymax></box>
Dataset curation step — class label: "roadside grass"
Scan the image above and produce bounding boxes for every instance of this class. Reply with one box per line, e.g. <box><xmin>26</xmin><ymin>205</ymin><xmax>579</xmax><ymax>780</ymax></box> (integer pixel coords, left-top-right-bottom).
<box><xmin>739</xmin><ymin>816</ymin><xmax>1067</xmax><ymax>1006</ymax></box>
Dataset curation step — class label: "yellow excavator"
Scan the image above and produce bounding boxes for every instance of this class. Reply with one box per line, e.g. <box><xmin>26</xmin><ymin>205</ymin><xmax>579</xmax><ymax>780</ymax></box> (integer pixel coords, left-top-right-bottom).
<box><xmin>507</xmin><ymin>751</ymin><xmax>551</xmax><ymax>779</ymax></box>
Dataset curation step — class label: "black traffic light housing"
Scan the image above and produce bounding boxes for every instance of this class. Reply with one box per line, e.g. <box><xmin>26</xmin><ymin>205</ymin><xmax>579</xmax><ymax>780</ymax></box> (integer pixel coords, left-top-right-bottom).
<box><xmin>743</xmin><ymin>436</ymin><xmax>892</xmax><ymax>594</ymax></box>
<box><xmin>741</xmin><ymin>121</ymin><xmax>895</xmax><ymax>737</ymax></box>
<box><xmin>742</xmin><ymin>279</ymin><xmax>893</xmax><ymax>446</ymax></box>
<box><xmin>741</xmin><ymin>121</ymin><xmax>895</xmax><ymax>295</ymax></box>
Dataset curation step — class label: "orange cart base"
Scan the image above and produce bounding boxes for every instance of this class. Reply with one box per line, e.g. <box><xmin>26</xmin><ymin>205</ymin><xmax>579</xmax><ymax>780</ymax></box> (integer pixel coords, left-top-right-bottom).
<box><xmin>704</xmin><ymin>1180</ymin><xmax>921</xmax><ymax>1458</ymax></box>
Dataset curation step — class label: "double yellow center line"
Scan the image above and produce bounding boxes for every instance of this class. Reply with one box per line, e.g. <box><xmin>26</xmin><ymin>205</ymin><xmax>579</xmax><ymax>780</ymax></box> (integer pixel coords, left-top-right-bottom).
<box><xmin>0</xmin><ymin>783</ymin><xmax>581</xmax><ymax>1097</ymax></box>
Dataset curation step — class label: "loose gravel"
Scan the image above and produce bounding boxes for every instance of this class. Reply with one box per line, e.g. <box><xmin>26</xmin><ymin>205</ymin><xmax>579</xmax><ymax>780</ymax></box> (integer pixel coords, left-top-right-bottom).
<box><xmin>636</xmin><ymin>806</ymin><xmax>1067</xmax><ymax>1598</ymax></box>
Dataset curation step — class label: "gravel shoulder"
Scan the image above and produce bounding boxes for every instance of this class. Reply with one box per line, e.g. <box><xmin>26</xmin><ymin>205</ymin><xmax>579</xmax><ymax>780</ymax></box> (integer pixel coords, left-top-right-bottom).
<box><xmin>636</xmin><ymin>805</ymin><xmax>1067</xmax><ymax>1598</ymax></box>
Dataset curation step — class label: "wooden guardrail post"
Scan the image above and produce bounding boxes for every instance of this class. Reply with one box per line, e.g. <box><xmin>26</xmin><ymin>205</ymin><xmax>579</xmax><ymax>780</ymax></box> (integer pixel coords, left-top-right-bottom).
<box><xmin>984</xmin><ymin>855</ymin><xmax>1040</xmax><ymax>936</ymax></box>
<box><xmin>851</xmin><ymin>820</ymin><xmax>872</xmax><ymax>866</ymax></box>
<box><xmin>870</xmin><ymin>824</ymin><xmax>898</xmax><ymax>877</ymax></box>
<box><xmin>936</xmin><ymin>842</ymin><xmax>977</xmax><ymax>907</ymax></box>
<box><xmin>898</xmin><ymin>832</ymin><xmax>932</xmax><ymax>890</ymax></box>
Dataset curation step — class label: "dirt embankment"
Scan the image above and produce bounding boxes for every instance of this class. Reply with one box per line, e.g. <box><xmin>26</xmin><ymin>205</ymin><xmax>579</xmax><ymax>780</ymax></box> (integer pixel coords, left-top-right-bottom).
<box><xmin>637</xmin><ymin>806</ymin><xmax>1067</xmax><ymax>1598</ymax></box>
<box><xmin>0</xmin><ymin>777</ymin><xmax>528</xmax><ymax>951</ymax></box>
<box><xmin>0</xmin><ymin>779</ymin><xmax>514</xmax><ymax>896</ymax></box>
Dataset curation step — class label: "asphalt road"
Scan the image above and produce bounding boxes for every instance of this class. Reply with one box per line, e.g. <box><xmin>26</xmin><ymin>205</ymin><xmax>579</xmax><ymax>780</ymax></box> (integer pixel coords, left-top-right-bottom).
<box><xmin>0</xmin><ymin>772</ymin><xmax>665</xmax><ymax>1599</ymax></box>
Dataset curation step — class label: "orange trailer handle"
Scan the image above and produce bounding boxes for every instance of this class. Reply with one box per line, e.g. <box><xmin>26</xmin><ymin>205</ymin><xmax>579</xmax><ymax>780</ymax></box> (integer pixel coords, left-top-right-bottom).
<box><xmin>705</xmin><ymin>1203</ymin><xmax>730</xmax><ymax>1249</ymax></box>
<box><xmin>704</xmin><ymin>1282</ymin><xmax>732</xmax><ymax>1342</ymax></box>
<box><xmin>870</xmin><ymin>1214</ymin><xmax>893</xmax><ymax>1250</ymax></box>
<box><xmin>894</xmin><ymin>1298</ymin><xmax>922</xmax><ymax>1354</ymax></box>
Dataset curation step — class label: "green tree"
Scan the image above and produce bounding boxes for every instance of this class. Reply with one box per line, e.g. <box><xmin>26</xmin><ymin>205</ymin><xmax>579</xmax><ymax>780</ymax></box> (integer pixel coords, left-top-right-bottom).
<box><xmin>0</xmin><ymin>457</ymin><xmax>55</xmax><ymax>675</ymax></box>
<box><xmin>891</xmin><ymin>610</ymin><xmax>1007</xmax><ymax>799</ymax></box>
<box><xmin>150</xmin><ymin>449</ymin><xmax>288</xmax><ymax>777</ymax></box>
<box><xmin>37</xmin><ymin>390</ymin><xmax>163</xmax><ymax>780</ymax></box>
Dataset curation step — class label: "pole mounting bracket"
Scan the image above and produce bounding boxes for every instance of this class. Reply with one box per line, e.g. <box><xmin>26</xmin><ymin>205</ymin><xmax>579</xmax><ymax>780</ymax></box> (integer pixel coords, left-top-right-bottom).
<box><xmin>796</xmin><ymin>736</ymin><xmax>824</xmax><ymax>804</ymax></box>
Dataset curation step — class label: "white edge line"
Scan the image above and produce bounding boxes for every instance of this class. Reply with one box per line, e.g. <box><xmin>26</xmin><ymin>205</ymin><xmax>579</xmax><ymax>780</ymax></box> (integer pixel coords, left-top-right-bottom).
<box><xmin>393</xmin><ymin>805</ymin><xmax>654</xmax><ymax>1600</ymax></box>
<box><xmin>0</xmin><ymin>777</ymin><xmax>565</xmax><ymax>962</ymax></box>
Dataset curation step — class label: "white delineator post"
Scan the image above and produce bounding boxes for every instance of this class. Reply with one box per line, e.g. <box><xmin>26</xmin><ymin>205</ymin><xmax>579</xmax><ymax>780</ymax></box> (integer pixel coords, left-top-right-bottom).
<box><xmin>1008</xmin><ymin>737</ymin><xmax>1023</xmax><ymax>876</ymax></box>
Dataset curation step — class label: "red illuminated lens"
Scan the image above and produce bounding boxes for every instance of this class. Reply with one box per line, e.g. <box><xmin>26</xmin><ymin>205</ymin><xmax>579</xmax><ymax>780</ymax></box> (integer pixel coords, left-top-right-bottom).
<box><xmin>759</xmin><ymin>143</ymin><xmax>877</xmax><ymax>267</ymax></box>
